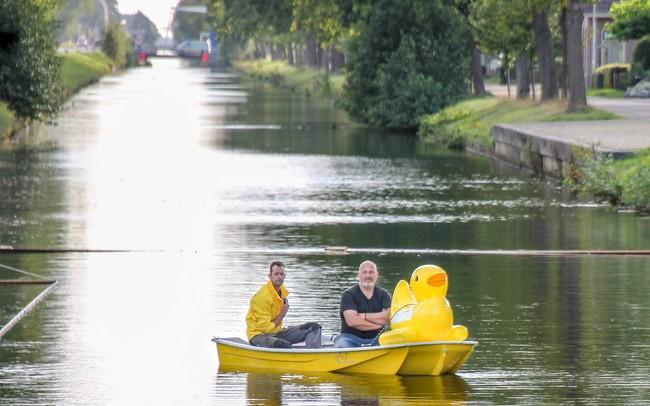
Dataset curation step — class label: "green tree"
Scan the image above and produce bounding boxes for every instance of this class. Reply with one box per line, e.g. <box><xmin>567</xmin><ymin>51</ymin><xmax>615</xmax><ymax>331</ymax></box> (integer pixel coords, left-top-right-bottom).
<box><xmin>124</xmin><ymin>11</ymin><xmax>160</xmax><ymax>46</ymax></box>
<box><xmin>57</xmin><ymin>0</ymin><xmax>120</xmax><ymax>43</ymax></box>
<box><xmin>102</xmin><ymin>22</ymin><xmax>132</xmax><ymax>67</ymax></box>
<box><xmin>607</xmin><ymin>0</ymin><xmax>650</xmax><ymax>40</ymax></box>
<box><xmin>343</xmin><ymin>0</ymin><xmax>470</xmax><ymax>128</ymax></box>
<box><xmin>291</xmin><ymin>0</ymin><xmax>349</xmax><ymax>47</ymax></box>
<box><xmin>0</xmin><ymin>0</ymin><xmax>64</xmax><ymax>121</ymax></box>
<box><xmin>471</xmin><ymin>0</ymin><xmax>535</xmax><ymax>98</ymax></box>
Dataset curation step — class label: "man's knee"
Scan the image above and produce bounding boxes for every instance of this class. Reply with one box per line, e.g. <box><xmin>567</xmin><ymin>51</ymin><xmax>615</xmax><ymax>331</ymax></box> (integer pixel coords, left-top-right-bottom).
<box><xmin>299</xmin><ymin>322</ymin><xmax>321</xmax><ymax>332</ymax></box>
<box><xmin>333</xmin><ymin>334</ymin><xmax>357</xmax><ymax>348</ymax></box>
<box><xmin>303</xmin><ymin>323</ymin><xmax>322</xmax><ymax>348</ymax></box>
<box><xmin>251</xmin><ymin>334</ymin><xmax>292</xmax><ymax>348</ymax></box>
<box><xmin>270</xmin><ymin>338</ymin><xmax>292</xmax><ymax>348</ymax></box>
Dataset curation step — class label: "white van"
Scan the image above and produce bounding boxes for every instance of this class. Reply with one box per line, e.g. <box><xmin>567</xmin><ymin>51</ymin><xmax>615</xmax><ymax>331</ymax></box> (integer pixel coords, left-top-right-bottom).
<box><xmin>176</xmin><ymin>39</ymin><xmax>210</xmax><ymax>58</ymax></box>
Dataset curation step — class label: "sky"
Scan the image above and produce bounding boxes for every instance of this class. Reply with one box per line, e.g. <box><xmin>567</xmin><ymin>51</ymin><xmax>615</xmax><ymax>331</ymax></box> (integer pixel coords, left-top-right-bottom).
<box><xmin>117</xmin><ymin>0</ymin><xmax>179</xmax><ymax>33</ymax></box>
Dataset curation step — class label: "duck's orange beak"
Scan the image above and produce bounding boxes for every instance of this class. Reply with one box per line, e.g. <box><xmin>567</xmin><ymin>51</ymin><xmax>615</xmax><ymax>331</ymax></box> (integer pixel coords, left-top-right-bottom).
<box><xmin>427</xmin><ymin>273</ymin><xmax>447</xmax><ymax>287</ymax></box>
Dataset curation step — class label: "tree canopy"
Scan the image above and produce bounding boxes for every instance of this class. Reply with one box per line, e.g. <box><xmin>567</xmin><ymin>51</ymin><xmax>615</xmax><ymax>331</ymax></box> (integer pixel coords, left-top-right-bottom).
<box><xmin>607</xmin><ymin>0</ymin><xmax>650</xmax><ymax>40</ymax></box>
<box><xmin>57</xmin><ymin>0</ymin><xmax>120</xmax><ymax>43</ymax></box>
<box><xmin>0</xmin><ymin>0</ymin><xmax>63</xmax><ymax>120</ymax></box>
<box><xmin>343</xmin><ymin>0</ymin><xmax>470</xmax><ymax>128</ymax></box>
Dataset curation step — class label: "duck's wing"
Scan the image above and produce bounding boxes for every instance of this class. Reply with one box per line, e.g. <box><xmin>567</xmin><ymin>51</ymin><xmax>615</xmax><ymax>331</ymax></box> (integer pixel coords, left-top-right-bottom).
<box><xmin>390</xmin><ymin>280</ymin><xmax>417</xmax><ymax>319</ymax></box>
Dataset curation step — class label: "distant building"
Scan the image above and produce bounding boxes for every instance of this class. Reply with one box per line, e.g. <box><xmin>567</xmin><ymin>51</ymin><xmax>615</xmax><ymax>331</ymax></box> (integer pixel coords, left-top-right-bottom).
<box><xmin>582</xmin><ymin>0</ymin><xmax>639</xmax><ymax>85</ymax></box>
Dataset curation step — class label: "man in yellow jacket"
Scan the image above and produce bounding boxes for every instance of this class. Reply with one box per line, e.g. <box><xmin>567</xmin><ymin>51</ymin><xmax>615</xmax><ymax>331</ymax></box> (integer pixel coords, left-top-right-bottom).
<box><xmin>246</xmin><ymin>261</ymin><xmax>322</xmax><ymax>348</ymax></box>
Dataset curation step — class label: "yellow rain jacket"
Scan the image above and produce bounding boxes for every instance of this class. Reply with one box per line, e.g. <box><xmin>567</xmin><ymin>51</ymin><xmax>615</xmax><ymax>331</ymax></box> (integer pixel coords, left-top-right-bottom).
<box><xmin>246</xmin><ymin>280</ymin><xmax>289</xmax><ymax>340</ymax></box>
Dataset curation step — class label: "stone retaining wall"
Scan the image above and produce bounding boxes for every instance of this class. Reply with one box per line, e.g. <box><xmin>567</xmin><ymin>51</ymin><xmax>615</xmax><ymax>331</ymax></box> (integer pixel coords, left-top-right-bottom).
<box><xmin>491</xmin><ymin>124</ymin><xmax>577</xmax><ymax>178</ymax></box>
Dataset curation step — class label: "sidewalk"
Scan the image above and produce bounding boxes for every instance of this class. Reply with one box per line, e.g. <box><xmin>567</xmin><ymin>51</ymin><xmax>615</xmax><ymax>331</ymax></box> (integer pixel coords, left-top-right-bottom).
<box><xmin>588</xmin><ymin>97</ymin><xmax>650</xmax><ymax>121</ymax></box>
<box><xmin>485</xmin><ymin>83</ymin><xmax>650</xmax><ymax>152</ymax></box>
<box><xmin>482</xmin><ymin>83</ymin><xmax>650</xmax><ymax>177</ymax></box>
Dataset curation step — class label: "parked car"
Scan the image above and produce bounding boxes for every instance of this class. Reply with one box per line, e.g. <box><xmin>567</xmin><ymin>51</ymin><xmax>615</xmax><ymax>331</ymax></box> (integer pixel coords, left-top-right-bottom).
<box><xmin>137</xmin><ymin>43</ymin><xmax>157</xmax><ymax>57</ymax></box>
<box><xmin>176</xmin><ymin>39</ymin><xmax>210</xmax><ymax>58</ymax></box>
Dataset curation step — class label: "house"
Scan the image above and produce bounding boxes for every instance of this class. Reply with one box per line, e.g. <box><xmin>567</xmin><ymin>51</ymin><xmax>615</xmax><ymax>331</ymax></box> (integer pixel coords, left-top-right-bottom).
<box><xmin>582</xmin><ymin>0</ymin><xmax>639</xmax><ymax>86</ymax></box>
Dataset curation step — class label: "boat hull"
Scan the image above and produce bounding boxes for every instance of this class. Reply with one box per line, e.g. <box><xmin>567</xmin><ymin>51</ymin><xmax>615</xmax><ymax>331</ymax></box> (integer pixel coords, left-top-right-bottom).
<box><xmin>215</xmin><ymin>338</ymin><xmax>477</xmax><ymax>376</ymax></box>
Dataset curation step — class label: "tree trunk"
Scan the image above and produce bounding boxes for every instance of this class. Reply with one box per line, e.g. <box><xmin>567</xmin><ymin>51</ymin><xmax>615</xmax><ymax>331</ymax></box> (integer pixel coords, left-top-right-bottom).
<box><xmin>516</xmin><ymin>55</ymin><xmax>531</xmax><ymax>99</ymax></box>
<box><xmin>318</xmin><ymin>45</ymin><xmax>325</xmax><ymax>71</ymax></box>
<box><xmin>530</xmin><ymin>56</ymin><xmax>536</xmax><ymax>100</ymax></box>
<box><xmin>287</xmin><ymin>42</ymin><xmax>294</xmax><ymax>65</ymax></box>
<box><xmin>566</xmin><ymin>0</ymin><xmax>587</xmax><ymax>111</ymax></box>
<box><xmin>295</xmin><ymin>43</ymin><xmax>303</xmax><ymax>66</ymax></box>
<box><xmin>471</xmin><ymin>45</ymin><xmax>486</xmax><ymax>96</ymax></box>
<box><xmin>254</xmin><ymin>39</ymin><xmax>264</xmax><ymax>59</ymax></box>
<box><xmin>304</xmin><ymin>33</ymin><xmax>318</xmax><ymax>67</ymax></box>
<box><xmin>330</xmin><ymin>47</ymin><xmax>345</xmax><ymax>72</ymax></box>
<box><xmin>279</xmin><ymin>43</ymin><xmax>287</xmax><ymax>61</ymax></box>
<box><xmin>532</xmin><ymin>5</ymin><xmax>558</xmax><ymax>100</ymax></box>
<box><xmin>560</xmin><ymin>7</ymin><xmax>568</xmax><ymax>99</ymax></box>
<box><xmin>270</xmin><ymin>43</ymin><xmax>281</xmax><ymax>61</ymax></box>
<box><xmin>319</xmin><ymin>45</ymin><xmax>326</xmax><ymax>71</ymax></box>
<box><xmin>502</xmin><ymin>51</ymin><xmax>510</xmax><ymax>97</ymax></box>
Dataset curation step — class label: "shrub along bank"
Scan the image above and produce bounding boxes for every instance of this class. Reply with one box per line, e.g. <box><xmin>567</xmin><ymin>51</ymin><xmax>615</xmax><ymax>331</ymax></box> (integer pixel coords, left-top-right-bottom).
<box><xmin>419</xmin><ymin>96</ymin><xmax>650</xmax><ymax>213</ymax></box>
<box><xmin>1</xmin><ymin>52</ymin><xmax>114</xmax><ymax>140</ymax></box>
<box><xmin>233</xmin><ymin>60</ymin><xmax>345</xmax><ymax>102</ymax></box>
<box><xmin>571</xmin><ymin>150</ymin><xmax>650</xmax><ymax>213</ymax></box>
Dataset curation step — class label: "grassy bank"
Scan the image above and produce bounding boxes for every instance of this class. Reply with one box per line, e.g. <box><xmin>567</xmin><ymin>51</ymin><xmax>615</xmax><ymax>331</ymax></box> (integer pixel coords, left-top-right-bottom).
<box><xmin>233</xmin><ymin>59</ymin><xmax>345</xmax><ymax>101</ymax></box>
<box><xmin>419</xmin><ymin>96</ymin><xmax>619</xmax><ymax>150</ymax></box>
<box><xmin>60</xmin><ymin>52</ymin><xmax>114</xmax><ymax>96</ymax></box>
<box><xmin>587</xmin><ymin>88</ymin><xmax>626</xmax><ymax>98</ymax></box>
<box><xmin>420</xmin><ymin>96</ymin><xmax>650</xmax><ymax>212</ymax></box>
<box><xmin>1</xmin><ymin>52</ymin><xmax>114</xmax><ymax>140</ymax></box>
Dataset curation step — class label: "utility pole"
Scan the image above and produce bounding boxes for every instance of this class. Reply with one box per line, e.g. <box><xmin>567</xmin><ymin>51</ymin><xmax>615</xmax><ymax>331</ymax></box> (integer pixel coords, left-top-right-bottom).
<box><xmin>96</xmin><ymin>0</ymin><xmax>109</xmax><ymax>29</ymax></box>
<box><xmin>591</xmin><ymin>4</ymin><xmax>597</xmax><ymax>77</ymax></box>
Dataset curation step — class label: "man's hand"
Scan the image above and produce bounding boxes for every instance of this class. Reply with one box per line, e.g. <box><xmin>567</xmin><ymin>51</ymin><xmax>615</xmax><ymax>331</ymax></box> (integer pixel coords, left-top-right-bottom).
<box><xmin>273</xmin><ymin>300</ymin><xmax>289</xmax><ymax>326</ymax></box>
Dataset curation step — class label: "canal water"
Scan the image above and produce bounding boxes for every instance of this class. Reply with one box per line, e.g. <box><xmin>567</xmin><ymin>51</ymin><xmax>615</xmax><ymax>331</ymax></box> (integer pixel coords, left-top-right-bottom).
<box><xmin>1</xmin><ymin>58</ymin><xmax>649</xmax><ymax>405</ymax></box>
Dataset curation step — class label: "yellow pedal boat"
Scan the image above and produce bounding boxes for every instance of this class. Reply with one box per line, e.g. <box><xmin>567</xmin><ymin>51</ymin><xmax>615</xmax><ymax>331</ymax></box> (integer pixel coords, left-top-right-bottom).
<box><xmin>213</xmin><ymin>337</ymin><xmax>477</xmax><ymax>376</ymax></box>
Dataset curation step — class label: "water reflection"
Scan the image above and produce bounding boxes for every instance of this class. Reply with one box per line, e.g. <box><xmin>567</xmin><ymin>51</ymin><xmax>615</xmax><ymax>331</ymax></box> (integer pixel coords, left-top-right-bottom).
<box><xmin>217</xmin><ymin>368</ymin><xmax>471</xmax><ymax>405</ymax></box>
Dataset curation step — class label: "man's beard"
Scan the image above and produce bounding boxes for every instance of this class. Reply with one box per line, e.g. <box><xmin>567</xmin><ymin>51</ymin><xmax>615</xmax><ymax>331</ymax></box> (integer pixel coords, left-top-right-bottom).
<box><xmin>360</xmin><ymin>280</ymin><xmax>375</xmax><ymax>289</ymax></box>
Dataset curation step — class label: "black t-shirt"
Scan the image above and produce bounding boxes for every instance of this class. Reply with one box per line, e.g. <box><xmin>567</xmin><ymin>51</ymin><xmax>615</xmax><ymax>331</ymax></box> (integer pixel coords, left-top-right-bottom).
<box><xmin>339</xmin><ymin>285</ymin><xmax>392</xmax><ymax>339</ymax></box>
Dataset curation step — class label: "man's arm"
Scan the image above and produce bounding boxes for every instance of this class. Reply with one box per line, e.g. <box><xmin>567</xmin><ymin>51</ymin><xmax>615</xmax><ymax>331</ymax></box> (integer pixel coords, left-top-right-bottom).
<box><xmin>272</xmin><ymin>301</ymin><xmax>289</xmax><ymax>326</ymax></box>
<box><xmin>342</xmin><ymin>309</ymin><xmax>387</xmax><ymax>331</ymax></box>
<box><xmin>364</xmin><ymin>308</ymin><xmax>389</xmax><ymax>325</ymax></box>
<box><xmin>250</xmin><ymin>297</ymin><xmax>286</xmax><ymax>332</ymax></box>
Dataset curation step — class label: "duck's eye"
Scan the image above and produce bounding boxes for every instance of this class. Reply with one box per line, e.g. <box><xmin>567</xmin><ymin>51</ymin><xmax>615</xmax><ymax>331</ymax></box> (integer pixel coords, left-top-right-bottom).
<box><xmin>415</xmin><ymin>276</ymin><xmax>419</xmax><ymax>281</ymax></box>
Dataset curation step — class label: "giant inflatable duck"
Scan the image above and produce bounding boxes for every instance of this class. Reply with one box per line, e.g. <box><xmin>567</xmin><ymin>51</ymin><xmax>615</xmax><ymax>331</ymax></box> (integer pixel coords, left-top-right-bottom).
<box><xmin>378</xmin><ymin>264</ymin><xmax>468</xmax><ymax>345</ymax></box>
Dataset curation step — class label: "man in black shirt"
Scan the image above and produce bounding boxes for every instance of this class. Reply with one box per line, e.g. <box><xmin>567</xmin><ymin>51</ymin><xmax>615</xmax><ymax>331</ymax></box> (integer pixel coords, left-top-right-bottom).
<box><xmin>334</xmin><ymin>260</ymin><xmax>391</xmax><ymax>348</ymax></box>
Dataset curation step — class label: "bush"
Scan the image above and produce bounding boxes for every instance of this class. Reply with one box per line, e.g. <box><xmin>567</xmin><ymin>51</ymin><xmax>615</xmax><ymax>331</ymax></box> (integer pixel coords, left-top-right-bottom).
<box><xmin>0</xmin><ymin>0</ymin><xmax>63</xmax><ymax>120</ymax></box>
<box><xmin>633</xmin><ymin>36</ymin><xmax>650</xmax><ymax>71</ymax></box>
<box><xmin>621</xmin><ymin>166</ymin><xmax>650</xmax><ymax>212</ymax></box>
<box><xmin>630</xmin><ymin>36</ymin><xmax>650</xmax><ymax>83</ymax></box>
<box><xmin>102</xmin><ymin>23</ymin><xmax>134</xmax><ymax>68</ymax></box>
<box><xmin>577</xmin><ymin>153</ymin><xmax>623</xmax><ymax>204</ymax></box>
<box><xmin>342</xmin><ymin>0</ymin><xmax>470</xmax><ymax>129</ymax></box>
